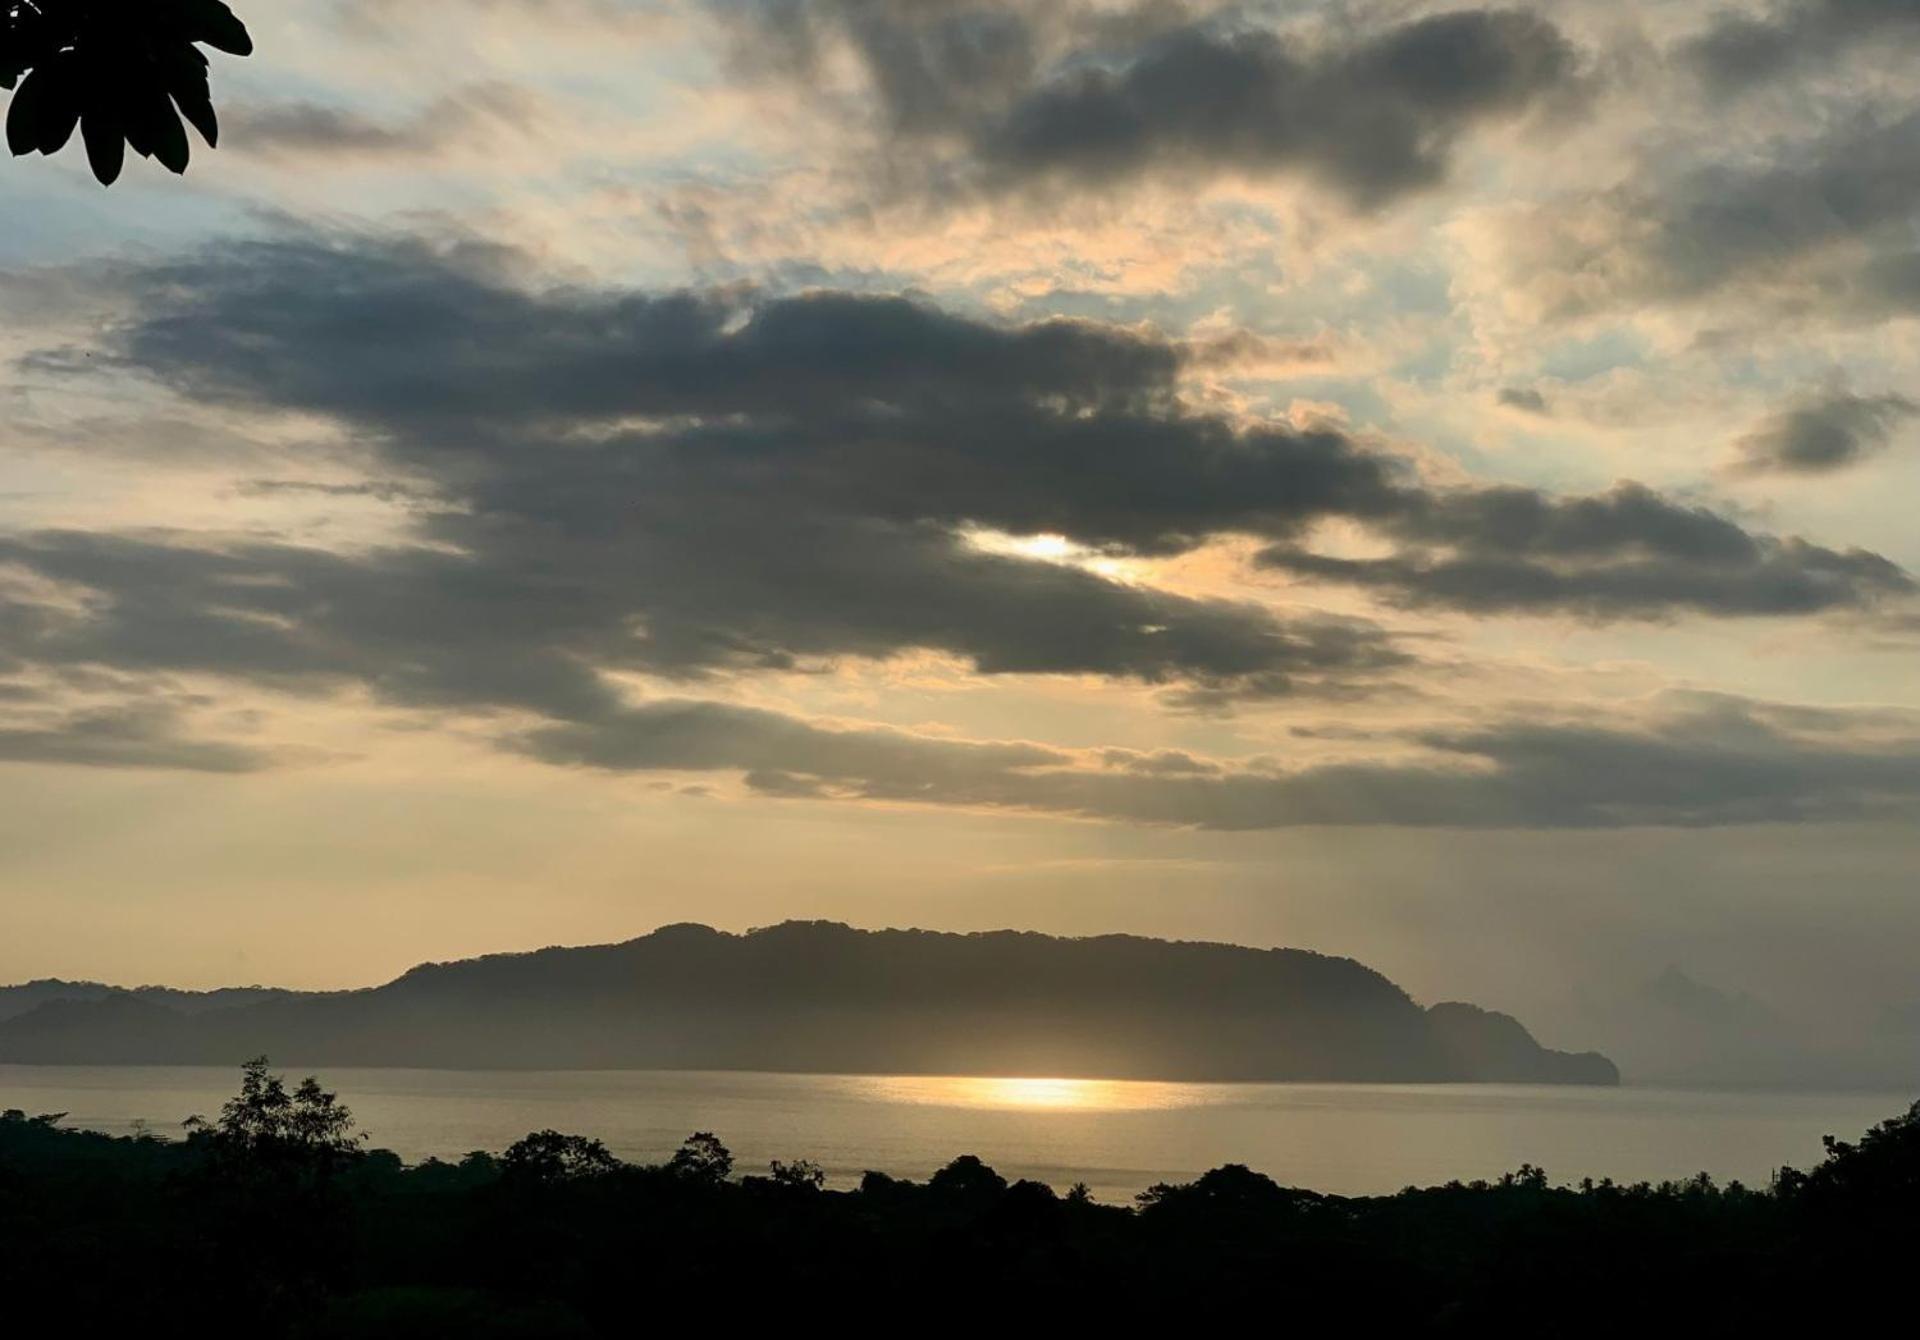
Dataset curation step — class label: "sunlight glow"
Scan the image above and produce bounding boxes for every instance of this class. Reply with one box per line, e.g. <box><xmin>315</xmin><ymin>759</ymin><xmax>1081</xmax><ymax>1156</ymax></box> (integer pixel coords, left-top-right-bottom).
<box><xmin>860</xmin><ymin>1074</ymin><xmax>1210</xmax><ymax>1112</ymax></box>
<box><xmin>966</xmin><ymin>530</ymin><xmax>1079</xmax><ymax>563</ymax></box>
<box><xmin>959</xmin><ymin>528</ymin><xmax>1141</xmax><ymax>582</ymax></box>
<box><xmin>972</xmin><ymin>1076</ymin><xmax>1101</xmax><ymax>1109</ymax></box>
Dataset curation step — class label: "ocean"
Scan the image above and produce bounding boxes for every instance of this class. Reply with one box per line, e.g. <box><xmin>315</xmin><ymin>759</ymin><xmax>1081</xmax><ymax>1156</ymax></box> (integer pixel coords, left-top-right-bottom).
<box><xmin>2</xmin><ymin>1063</ymin><xmax>1906</xmax><ymax>1203</ymax></box>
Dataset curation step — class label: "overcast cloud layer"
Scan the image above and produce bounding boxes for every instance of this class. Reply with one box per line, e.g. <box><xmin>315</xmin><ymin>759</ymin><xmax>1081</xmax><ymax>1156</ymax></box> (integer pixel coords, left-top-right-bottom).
<box><xmin>2</xmin><ymin>227</ymin><xmax>1913</xmax><ymax>827</ymax></box>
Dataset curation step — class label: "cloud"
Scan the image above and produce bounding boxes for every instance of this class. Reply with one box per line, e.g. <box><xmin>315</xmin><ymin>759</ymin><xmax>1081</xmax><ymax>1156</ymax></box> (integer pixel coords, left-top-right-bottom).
<box><xmin>1184</xmin><ymin>327</ymin><xmax>1338</xmax><ymax>377</ymax></box>
<box><xmin>0</xmin><ymin>228</ymin><xmax>1908</xmax><ymax>783</ymax></box>
<box><xmin>1497</xmin><ymin>387</ymin><xmax>1549</xmax><ymax>415</ymax></box>
<box><xmin>234</xmin><ymin>478</ymin><xmax>434</xmax><ymax>506</ymax></box>
<box><xmin>519</xmin><ymin>696</ymin><xmax>1067</xmax><ymax>780</ymax></box>
<box><xmin>223</xmin><ymin>84</ymin><xmax>542</xmax><ymax>163</ymax></box>
<box><xmin>1257</xmin><ymin>482</ymin><xmax>1912</xmax><ymax>618</ymax></box>
<box><xmin>519</xmin><ymin>690</ymin><xmax>1920</xmax><ymax>830</ymax></box>
<box><xmin>1731</xmin><ymin>387</ymin><xmax>1918</xmax><ymax>475</ymax></box>
<box><xmin>20</xmin><ymin>230</ymin><xmax>1409</xmax><ymax>713</ymax></box>
<box><xmin>1097</xmin><ymin>748</ymin><xmax>1222</xmax><ymax>777</ymax></box>
<box><xmin>722</xmin><ymin>2</ymin><xmax>1584</xmax><ymax>209</ymax></box>
<box><xmin>78</xmin><ymin>231</ymin><xmax>1896</xmax><ymax>605</ymax></box>
<box><xmin>1495</xmin><ymin>110</ymin><xmax>1920</xmax><ymax>325</ymax></box>
<box><xmin>0</xmin><ymin>700</ymin><xmax>276</xmax><ymax>773</ymax></box>
<box><xmin>0</xmin><ymin>523</ymin><xmax>1406</xmax><ymax>728</ymax></box>
<box><xmin>337</xmin><ymin>0</ymin><xmax>672</xmax><ymax>39</ymax></box>
<box><xmin>970</xmin><ymin>9</ymin><xmax>1580</xmax><ymax>208</ymax></box>
<box><xmin>1682</xmin><ymin>0</ymin><xmax>1920</xmax><ymax>98</ymax></box>
<box><xmin>1644</xmin><ymin>112</ymin><xmax>1920</xmax><ymax>306</ymax></box>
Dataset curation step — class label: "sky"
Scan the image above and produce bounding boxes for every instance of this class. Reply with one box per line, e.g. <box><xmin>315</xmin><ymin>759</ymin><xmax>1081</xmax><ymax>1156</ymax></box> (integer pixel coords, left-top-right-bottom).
<box><xmin>3</xmin><ymin>0</ymin><xmax>1920</xmax><ymax>1086</ymax></box>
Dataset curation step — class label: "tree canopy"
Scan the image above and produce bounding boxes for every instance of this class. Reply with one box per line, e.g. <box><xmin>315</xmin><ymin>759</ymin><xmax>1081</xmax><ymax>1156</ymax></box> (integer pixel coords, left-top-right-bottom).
<box><xmin>4</xmin><ymin>1063</ymin><xmax>1920</xmax><ymax>1331</ymax></box>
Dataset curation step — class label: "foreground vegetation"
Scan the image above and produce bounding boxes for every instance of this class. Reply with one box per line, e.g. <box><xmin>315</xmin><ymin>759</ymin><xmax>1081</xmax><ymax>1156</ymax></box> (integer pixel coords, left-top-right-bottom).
<box><xmin>2</xmin><ymin>1060</ymin><xmax>1914</xmax><ymax>1334</ymax></box>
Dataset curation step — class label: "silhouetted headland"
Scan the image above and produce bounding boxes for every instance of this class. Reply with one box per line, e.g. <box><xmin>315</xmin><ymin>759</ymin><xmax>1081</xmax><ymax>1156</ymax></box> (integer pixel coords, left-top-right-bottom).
<box><xmin>0</xmin><ymin>922</ymin><xmax>1616</xmax><ymax>1083</ymax></box>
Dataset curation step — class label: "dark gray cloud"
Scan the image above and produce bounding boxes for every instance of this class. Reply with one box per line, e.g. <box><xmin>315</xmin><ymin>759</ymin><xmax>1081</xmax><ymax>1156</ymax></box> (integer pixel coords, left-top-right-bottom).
<box><xmin>0</xmin><ymin>230</ymin><xmax>1906</xmax><ymax>768</ymax></box>
<box><xmin>1498</xmin><ymin>387</ymin><xmax>1549</xmax><ymax>414</ymax></box>
<box><xmin>90</xmin><ymin>233</ymin><xmax>1893</xmax><ymax>577</ymax></box>
<box><xmin>0</xmin><ymin>521</ymin><xmax>1405</xmax><ymax>722</ymax></box>
<box><xmin>725</xmin><ymin>2</ymin><xmax>1582</xmax><ymax>209</ymax></box>
<box><xmin>1732</xmin><ymin>388</ymin><xmax>1917</xmax><ymax>475</ymax></box>
<box><xmin>975</xmin><ymin>9</ymin><xmax>1578</xmax><ymax>207</ymax></box>
<box><xmin>0</xmin><ymin>528</ymin><xmax>678</xmax><ymax>721</ymax></box>
<box><xmin>519</xmin><ymin>691</ymin><xmax>1920</xmax><ymax>830</ymax></box>
<box><xmin>1512</xmin><ymin>110</ymin><xmax>1920</xmax><ymax>323</ymax></box>
<box><xmin>0</xmin><ymin>700</ymin><xmax>275</xmax><ymax>773</ymax></box>
<box><xmin>104</xmin><ymin>239</ymin><xmax>1186</xmax><ymax>445</ymax></box>
<box><xmin>1646</xmin><ymin>112</ymin><xmax>1920</xmax><ymax>304</ymax></box>
<box><xmin>1683</xmin><ymin>0</ymin><xmax>1920</xmax><ymax>97</ymax></box>
<box><xmin>1257</xmin><ymin>482</ymin><xmax>1912</xmax><ymax>617</ymax></box>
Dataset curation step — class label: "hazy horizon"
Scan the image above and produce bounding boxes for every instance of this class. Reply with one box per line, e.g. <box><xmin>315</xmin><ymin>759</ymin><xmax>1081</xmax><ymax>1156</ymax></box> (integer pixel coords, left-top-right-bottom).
<box><xmin>4</xmin><ymin>1</ymin><xmax>1920</xmax><ymax>1096</ymax></box>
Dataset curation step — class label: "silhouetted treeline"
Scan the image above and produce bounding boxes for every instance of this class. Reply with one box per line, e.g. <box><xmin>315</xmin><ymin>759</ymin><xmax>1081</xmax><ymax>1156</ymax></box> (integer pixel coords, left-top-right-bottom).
<box><xmin>1</xmin><ymin>1059</ymin><xmax>1912</xmax><ymax>1334</ymax></box>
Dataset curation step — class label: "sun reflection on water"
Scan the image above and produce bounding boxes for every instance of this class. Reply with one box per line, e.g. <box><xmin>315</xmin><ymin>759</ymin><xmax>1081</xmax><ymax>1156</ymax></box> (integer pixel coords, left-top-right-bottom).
<box><xmin>860</xmin><ymin>1074</ymin><xmax>1210</xmax><ymax>1112</ymax></box>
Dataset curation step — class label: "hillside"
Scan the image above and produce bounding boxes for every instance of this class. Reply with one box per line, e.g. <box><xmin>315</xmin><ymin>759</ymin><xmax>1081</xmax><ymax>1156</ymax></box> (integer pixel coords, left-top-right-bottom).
<box><xmin>0</xmin><ymin>980</ymin><xmax>304</xmax><ymax>1023</ymax></box>
<box><xmin>0</xmin><ymin>922</ymin><xmax>1617</xmax><ymax>1084</ymax></box>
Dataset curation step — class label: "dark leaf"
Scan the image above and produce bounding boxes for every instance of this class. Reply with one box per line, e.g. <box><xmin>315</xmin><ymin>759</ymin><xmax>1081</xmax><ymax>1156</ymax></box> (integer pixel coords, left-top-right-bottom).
<box><xmin>33</xmin><ymin>65</ymin><xmax>82</xmax><ymax>156</ymax></box>
<box><xmin>154</xmin><ymin>36</ymin><xmax>212</xmax><ymax>77</ymax></box>
<box><xmin>2</xmin><ymin>13</ymin><xmax>52</xmax><ymax>90</ymax></box>
<box><xmin>121</xmin><ymin>91</ymin><xmax>157</xmax><ymax>160</ymax></box>
<box><xmin>159</xmin><ymin>50</ymin><xmax>218</xmax><ymax>147</ymax></box>
<box><xmin>170</xmin><ymin>80</ymin><xmax>218</xmax><ymax>148</ymax></box>
<box><xmin>5</xmin><ymin>61</ymin><xmax>79</xmax><ymax>157</ymax></box>
<box><xmin>5</xmin><ymin>65</ymin><xmax>44</xmax><ymax>156</ymax></box>
<box><xmin>7</xmin><ymin>2</ymin><xmax>248</xmax><ymax>183</ymax></box>
<box><xmin>81</xmin><ymin>109</ymin><xmax>124</xmax><ymax>185</ymax></box>
<box><xmin>120</xmin><ymin>77</ymin><xmax>191</xmax><ymax>174</ymax></box>
<box><xmin>141</xmin><ymin>86</ymin><xmax>191</xmax><ymax>173</ymax></box>
<box><xmin>179</xmin><ymin>0</ymin><xmax>254</xmax><ymax>57</ymax></box>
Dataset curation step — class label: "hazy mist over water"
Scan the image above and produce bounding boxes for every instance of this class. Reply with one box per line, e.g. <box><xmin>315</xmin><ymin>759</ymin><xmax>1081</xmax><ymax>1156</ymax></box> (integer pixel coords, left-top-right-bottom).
<box><xmin>4</xmin><ymin>1065</ymin><xmax>1904</xmax><ymax>1203</ymax></box>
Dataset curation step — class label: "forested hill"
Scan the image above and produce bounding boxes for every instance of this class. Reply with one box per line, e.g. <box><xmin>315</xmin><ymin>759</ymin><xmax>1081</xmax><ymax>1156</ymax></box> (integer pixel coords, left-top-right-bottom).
<box><xmin>0</xmin><ymin>921</ymin><xmax>1617</xmax><ymax>1084</ymax></box>
<box><xmin>0</xmin><ymin>980</ymin><xmax>303</xmax><ymax>1023</ymax></box>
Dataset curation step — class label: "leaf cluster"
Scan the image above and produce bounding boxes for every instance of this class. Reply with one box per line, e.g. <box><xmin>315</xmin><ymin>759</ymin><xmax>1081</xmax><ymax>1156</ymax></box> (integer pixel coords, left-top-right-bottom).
<box><xmin>3</xmin><ymin>0</ymin><xmax>251</xmax><ymax>183</ymax></box>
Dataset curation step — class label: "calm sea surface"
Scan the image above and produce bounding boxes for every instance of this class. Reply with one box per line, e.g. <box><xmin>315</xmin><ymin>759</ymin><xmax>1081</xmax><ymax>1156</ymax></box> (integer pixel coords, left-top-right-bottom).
<box><xmin>2</xmin><ymin>1065</ymin><xmax>1907</xmax><ymax>1202</ymax></box>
